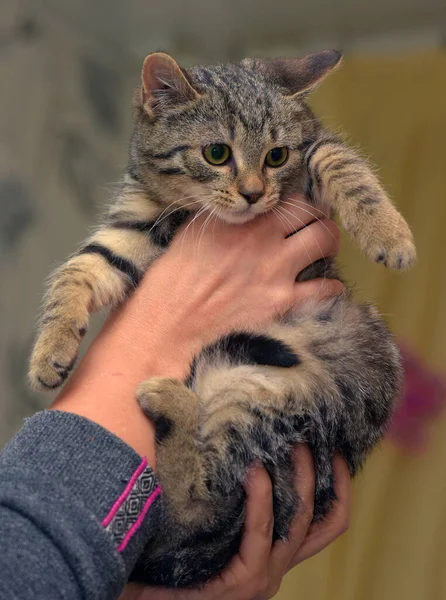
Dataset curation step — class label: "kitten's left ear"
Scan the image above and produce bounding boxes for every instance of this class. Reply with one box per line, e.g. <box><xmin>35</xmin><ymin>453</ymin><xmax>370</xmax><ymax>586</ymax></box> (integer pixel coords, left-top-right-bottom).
<box><xmin>141</xmin><ymin>52</ymin><xmax>200</xmax><ymax>117</ymax></box>
<box><xmin>252</xmin><ymin>50</ymin><xmax>342</xmax><ymax>96</ymax></box>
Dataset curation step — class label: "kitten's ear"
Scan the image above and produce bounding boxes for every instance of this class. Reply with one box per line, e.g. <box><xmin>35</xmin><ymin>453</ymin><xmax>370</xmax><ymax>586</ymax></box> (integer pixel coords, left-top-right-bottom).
<box><xmin>255</xmin><ymin>50</ymin><xmax>342</xmax><ymax>96</ymax></box>
<box><xmin>141</xmin><ymin>52</ymin><xmax>199</xmax><ymax>117</ymax></box>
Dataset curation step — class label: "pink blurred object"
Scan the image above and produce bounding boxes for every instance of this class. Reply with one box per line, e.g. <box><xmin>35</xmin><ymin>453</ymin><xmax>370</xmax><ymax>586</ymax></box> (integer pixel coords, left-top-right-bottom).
<box><xmin>387</xmin><ymin>345</ymin><xmax>446</xmax><ymax>451</ymax></box>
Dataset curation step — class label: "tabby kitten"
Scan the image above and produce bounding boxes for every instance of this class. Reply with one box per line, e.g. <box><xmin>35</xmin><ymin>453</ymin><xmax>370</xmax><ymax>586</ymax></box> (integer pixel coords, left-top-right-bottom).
<box><xmin>29</xmin><ymin>50</ymin><xmax>416</xmax><ymax>587</ymax></box>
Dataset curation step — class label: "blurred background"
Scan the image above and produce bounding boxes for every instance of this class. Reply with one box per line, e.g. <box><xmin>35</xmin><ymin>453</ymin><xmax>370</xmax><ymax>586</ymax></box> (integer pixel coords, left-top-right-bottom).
<box><xmin>1</xmin><ymin>0</ymin><xmax>446</xmax><ymax>598</ymax></box>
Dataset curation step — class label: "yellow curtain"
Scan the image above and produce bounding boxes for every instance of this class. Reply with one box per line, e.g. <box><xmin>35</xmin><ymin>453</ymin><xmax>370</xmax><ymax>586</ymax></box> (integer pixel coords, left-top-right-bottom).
<box><xmin>276</xmin><ymin>52</ymin><xmax>446</xmax><ymax>600</ymax></box>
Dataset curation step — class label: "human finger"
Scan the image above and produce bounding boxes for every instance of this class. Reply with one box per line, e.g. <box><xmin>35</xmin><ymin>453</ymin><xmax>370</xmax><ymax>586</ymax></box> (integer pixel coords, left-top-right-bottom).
<box><xmin>290</xmin><ymin>454</ymin><xmax>351</xmax><ymax>566</ymax></box>
<box><xmin>262</xmin><ymin>445</ymin><xmax>315</xmax><ymax>597</ymax></box>
<box><xmin>284</xmin><ymin>218</ymin><xmax>340</xmax><ymax>276</ymax></box>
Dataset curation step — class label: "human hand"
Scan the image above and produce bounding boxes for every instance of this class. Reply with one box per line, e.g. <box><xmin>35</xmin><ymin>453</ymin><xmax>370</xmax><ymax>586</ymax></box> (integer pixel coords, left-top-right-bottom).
<box><xmin>121</xmin><ymin>445</ymin><xmax>350</xmax><ymax>600</ymax></box>
<box><xmin>52</xmin><ymin>197</ymin><xmax>342</xmax><ymax>459</ymax></box>
<box><xmin>131</xmin><ymin>196</ymin><xmax>341</xmax><ymax>367</ymax></box>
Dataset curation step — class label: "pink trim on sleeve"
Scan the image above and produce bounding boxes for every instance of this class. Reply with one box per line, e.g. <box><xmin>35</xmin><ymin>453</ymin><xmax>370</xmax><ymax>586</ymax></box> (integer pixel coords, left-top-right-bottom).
<box><xmin>117</xmin><ymin>485</ymin><xmax>162</xmax><ymax>552</ymax></box>
<box><xmin>101</xmin><ymin>457</ymin><xmax>148</xmax><ymax>527</ymax></box>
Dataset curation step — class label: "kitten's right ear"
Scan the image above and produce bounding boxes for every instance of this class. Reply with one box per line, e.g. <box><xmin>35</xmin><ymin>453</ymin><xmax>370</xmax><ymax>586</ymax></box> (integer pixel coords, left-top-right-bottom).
<box><xmin>141</xmin><ymin>53</ymin><xmax>199</xmax><ymax>117</ymax></box>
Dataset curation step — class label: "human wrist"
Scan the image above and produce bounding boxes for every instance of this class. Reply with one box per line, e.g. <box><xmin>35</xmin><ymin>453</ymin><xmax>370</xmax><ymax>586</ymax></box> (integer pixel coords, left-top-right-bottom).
<box><xmin>50</xmin><ymin>315</ymin><xmax>199</xmax><ymax>461</ymax></box>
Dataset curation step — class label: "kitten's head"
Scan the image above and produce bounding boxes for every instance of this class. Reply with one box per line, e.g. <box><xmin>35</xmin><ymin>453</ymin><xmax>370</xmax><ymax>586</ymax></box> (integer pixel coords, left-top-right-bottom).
<box><xmin>130</xmin><ymin>50</ymin><xmax>342</xmax><ymax>223</ymax></box>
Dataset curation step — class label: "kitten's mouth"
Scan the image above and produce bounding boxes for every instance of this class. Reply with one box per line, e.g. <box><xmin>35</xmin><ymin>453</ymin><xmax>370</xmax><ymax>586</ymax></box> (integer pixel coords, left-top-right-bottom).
<box><xmin>218</xmin><ymin>205</ymin><xmax>274</xmax><ymax>225</ymax></box>
<box><xmin>219</xmin><ymin>209</ymin><xmax>256</xmax><ymax>224</ymax></box>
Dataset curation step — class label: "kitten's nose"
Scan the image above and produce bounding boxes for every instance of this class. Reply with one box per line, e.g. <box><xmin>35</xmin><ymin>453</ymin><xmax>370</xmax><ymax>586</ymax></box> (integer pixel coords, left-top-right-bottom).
<box><xmin>240</xmin><ymin>190</ymin><xmax>264</xmax><ymax>205</ymax></box>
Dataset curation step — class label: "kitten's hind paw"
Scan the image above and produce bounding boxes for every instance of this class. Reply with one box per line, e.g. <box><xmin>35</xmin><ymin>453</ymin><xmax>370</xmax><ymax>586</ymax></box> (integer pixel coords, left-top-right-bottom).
<box><xmin>137</xmin><ymin>377</ymin><xmax>199</xmax><ymax>443</ymax></box>
<box><xmin>29</xmin><ymin>321</ymin><xmax>85</xmax><ymax>391</ymax></box>
<box><xmin>137</xmin><ymin>378</ymin><xmax>208</xmax><ymax>523</ymax></box>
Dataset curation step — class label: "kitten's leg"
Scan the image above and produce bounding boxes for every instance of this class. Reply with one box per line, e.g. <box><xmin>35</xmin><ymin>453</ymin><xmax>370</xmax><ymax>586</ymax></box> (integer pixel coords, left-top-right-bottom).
<box><xmin>29</xmin><ymin>225</ymin><xmax>159</xmax><ymax>391</ymax></box>
<box><xmin>137</xmin><ymin>378</ymin><xmax>216</xmax><ymax>528</ymax></box>
<box><xmin>303</xmin><ymin>137</ymin><xmax>416</xmax><ymax>269</ymax></box>
<box><xmin>30</xmin><ymin>178</ymin><xmax>191</xmax><ymax>392</ymax></box>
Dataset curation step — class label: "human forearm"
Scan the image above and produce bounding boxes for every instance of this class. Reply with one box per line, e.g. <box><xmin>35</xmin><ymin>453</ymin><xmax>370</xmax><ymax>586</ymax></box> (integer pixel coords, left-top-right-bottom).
<box><xmin>50</xmin><ymin>265</ymin><xmax>223</xmax><ymax>462</ymax></box>
<box><xmin>51</xmin><ymin>302</ymin><xmax>197</xmax><ymax>463</ymax></box>
<box><xmin>0</xmin><ymin>411</ymin><xmax>162</xmax><ymax>600</ymax></box>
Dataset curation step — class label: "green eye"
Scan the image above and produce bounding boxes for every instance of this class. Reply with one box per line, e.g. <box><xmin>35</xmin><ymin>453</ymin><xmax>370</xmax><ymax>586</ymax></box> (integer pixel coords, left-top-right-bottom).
<box><xmin>203</xmin><ymin>144</ymin><xmax>231</xmax><ymax>165</ymax></box>
<box><xmin>265</xmin><ymin>147</ymin><xmax>288</xmax><ymax>168</ymax></box>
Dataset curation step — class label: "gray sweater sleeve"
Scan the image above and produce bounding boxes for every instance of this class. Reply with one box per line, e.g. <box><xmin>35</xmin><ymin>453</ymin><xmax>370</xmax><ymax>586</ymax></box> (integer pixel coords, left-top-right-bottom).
<box><xmin>0</xmin><ymin>410</ymin><xmax>163</xmax><ymax>600</ymax></box>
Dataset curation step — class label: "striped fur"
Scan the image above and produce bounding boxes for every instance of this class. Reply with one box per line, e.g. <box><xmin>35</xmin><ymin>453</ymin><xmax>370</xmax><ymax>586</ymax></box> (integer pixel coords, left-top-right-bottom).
<box><xmin>29</xmin><ymin>51</ymin><xmax>415</xmax><ymax>587</ymax></box>
<box><xmin>134</xmin><ymin>294</ymin><xmax>400</xmax><ymax>587</ymax></box>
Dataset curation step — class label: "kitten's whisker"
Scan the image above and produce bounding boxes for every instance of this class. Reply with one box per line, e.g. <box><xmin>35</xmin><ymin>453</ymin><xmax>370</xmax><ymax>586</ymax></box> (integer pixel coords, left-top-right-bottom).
<box><xmin>276</xmin><ymin>207</ymin><xmax>327</xmax><ymax>271</ymax></box>
<box><xmin>280</xmin><ymin>200</ymin><xmax>323</xmax><ymax>224</ymax></box>
<box><xmin>280</xmin><ymin>205</ymin><xmax>329</xmax><ymax>261</ymax></box>
<box><xmin>148</xmin><ymin>196</ymin><xmax>206</xmax><ymax>231</ymax></box>
<box><xmin>178</xmin><ymin>205</ymin><xmax>208</xmax><ymax>257</ymax></box>
<box><xmin>148</xmin><ymin>205</ymin><xmax>187</xmax><ymax>232</ymax></box>
<box><xmin>273</xmin><ymin>207</ymin><xmax>302</xmax><ymax>246</ymax></box>
<box><xmin>108</xmin><ymin>197</ymin><xmax>180</xmax><ymax>224</ymax></box>
<box><xmin>196</xmin><ymin>212</ymin><xmax>211</xmax><ymax>255</ymax></box>
<box><xmin>271</xmin><ymin>207</ymin><xmax>290</xmax><ymax>234</ymax></box>
<box><xmin>285</xmin><ymin>197</ymin><xmax>330</xmax><ymax>221</ymax></box>
<box><xmin>283</xmin><ymin>198</ymin><xmax>327</xmax><ymax>219</ymax></box>
<box><xmin>297</xmin><ymin>196</ymin><xmax>331</xmax><ymax>214</ymax></box>
<box><xmin>315</xmin><ymin>274</ymin><xmax>331</xmax><ymax>297</ymax></box>
<box><xmin>196</xmin><ymin>211</ymin><xmax>211</xmax><ymax>253</ymax></box>
<box><xmin>213</xmin><ymin>194</ymin><xmax>236</xmax><ymax>206</ymax></box>
<box><xmin>212</xmin><ymin>206</ymin><xmax>223</xmax><ymax>243</ymax></box>
<box><xmin>147</xmin><ymin>198</ymin><xmax>184</xmax><ymax>228</ymax></box>
<box><xmin>283</xmin><ymin>199</ymin><xmax>337</xmax><ymax>243</ymax></box>
<box><xmin>197</xmin><ymin>207</ymin><xmax>217</xmax><ymax>255</ymax></box>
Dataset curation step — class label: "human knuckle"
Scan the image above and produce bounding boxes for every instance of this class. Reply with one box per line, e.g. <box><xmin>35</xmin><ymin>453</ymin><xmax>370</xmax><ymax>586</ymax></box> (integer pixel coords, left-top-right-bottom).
<box><xmin>326</xmin><ymin>222</ymin><xmax>341</xmax><ymax>248</ymax></box>
<box><xmin>242</xmin><ymin>578</ymin><xmax>267</xmax><ymax>600</ymax></box>
<box><xmin>256</xmin><ymin>573</ymin><xmax>270</xmax><ymax>594</ymax></box>
<box><xmin>329</xmin><ymin>220</ymin><xmax>341</xmax><ymax>239</ymax></box>
<box><xmin>273</xmin><ymin>287</ymin><xmax>293</xmax><ymax>310</ymax></box>
<box><xmin>259</xmin><ymin>514</ymin><xmax>275</xmax><ymax>538</ymax></box>
<box><xmin>338</xmin><ymin>509</ymin><xmax>350</xmax><ymax>535</ymax></box>
<box><xmin>300</xmin><ymin>502</ymin><xmax>314</xmax><ymax>525</ymax></box>
<box><xmin>328</xmin><ymin>508</ymin><xmax>350</xmax><ymax>540</ymax></box>
<box><xmin>266</xmin><ymin>581</ymin><xmax>281</xmax><ymax>599</ymax></box>
<box><xmin>218</xmin><ymin>569</ymin><xmax>238</xmax><ymax>591</ymax></box>
<box><xmin>326</xmin><ymin>280</ymin><xmax>344</xmax><ymax>296</ymax></box>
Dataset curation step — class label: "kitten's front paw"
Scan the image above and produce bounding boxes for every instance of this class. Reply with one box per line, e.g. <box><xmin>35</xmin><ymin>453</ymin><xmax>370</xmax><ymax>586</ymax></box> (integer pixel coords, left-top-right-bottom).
<box><xmin>361</xmin><ymin>213</ymin><xmax>416</xmax><ymax>270</ymax></box>
<box><xmin>369</xmin><ymin>233</ymin><xmax>416</xmax><ymax>270</ymax></box>
<box><xmin>29</xmin><ymin>321</ymin><xmax>85</xmax><ymax>391</ymax></box>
